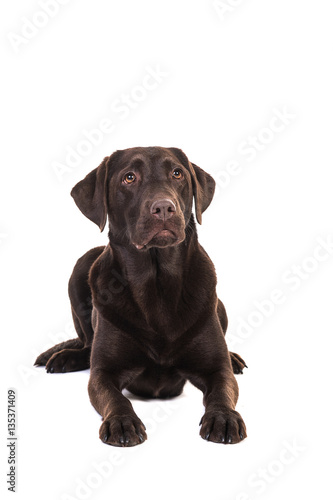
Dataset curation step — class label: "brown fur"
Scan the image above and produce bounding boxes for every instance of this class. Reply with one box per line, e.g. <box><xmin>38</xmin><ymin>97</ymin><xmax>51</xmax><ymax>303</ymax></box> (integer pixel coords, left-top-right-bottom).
<box><xmin>35</xmin><ymin>146</ymin><xmax>247</xmax><ymax>446</ymax></box>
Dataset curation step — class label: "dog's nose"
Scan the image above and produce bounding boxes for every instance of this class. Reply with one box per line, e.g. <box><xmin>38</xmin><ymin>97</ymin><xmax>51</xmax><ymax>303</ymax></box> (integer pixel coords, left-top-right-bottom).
<box><xmin>150</xmin><ymin>199</ymin><xmax>176</xmax><ymax>220</ymax></box>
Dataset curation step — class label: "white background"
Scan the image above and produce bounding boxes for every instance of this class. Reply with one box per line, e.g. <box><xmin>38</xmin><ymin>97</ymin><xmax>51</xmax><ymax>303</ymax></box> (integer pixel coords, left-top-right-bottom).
<box><xmin>1</xmin><ymin>1</ymin><xmax>333</xmax><ymax>499</ymax></box>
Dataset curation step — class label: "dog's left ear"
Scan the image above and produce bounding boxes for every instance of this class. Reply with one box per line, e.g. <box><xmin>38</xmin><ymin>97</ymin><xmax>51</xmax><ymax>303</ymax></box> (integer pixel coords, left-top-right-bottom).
<box><xmin>189</xmin><ymin>162</ymin><xmax>216</xmax><ymax>225</ymax></box>
<box><xmin>168</xmin><ymin>148</ymin><xmax>215</xmax><ymax>224</ymax></box>
<box><xmin>70</xmin><ymin>156</ymin><xmax>110</xmax><ymax>231</ymax></box>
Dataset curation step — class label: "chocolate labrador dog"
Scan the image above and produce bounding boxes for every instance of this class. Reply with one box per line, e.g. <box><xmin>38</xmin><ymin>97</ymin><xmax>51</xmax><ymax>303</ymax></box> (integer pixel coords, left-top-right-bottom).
<box><xmin>35</xmin><ymin>146</ymin><xmax>247</xmax><ymax>446</ymax></box>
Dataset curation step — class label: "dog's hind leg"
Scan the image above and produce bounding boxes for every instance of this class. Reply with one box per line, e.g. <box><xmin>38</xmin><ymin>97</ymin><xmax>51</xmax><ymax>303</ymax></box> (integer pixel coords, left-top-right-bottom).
<box><xmin>217</xmin><ymin>298</ymin><xmax>228</xmax><ymax>334</ymax></box>
<box><xmin>229</xmin><ymin>352</ymin><xmax>247</xmax><ymax>374</ymax></box>
<box><xmin>45</xmin><ymin>346</ymin><xmax>91</xmax><ymax>373</ymax></box>
<box><xmin>34</xmin><ymin>338</ymin><xmax>84</xmax><ymax>367</ymax></box>
<box><xmin>35</xmin><ymin>247</ymin><xmax>104</xmax><ymax>373</ymax></box>
<box><xmin>34</xmin><ymin>308</ymin><xmax>92</xmax><ymax>373</ymax></box>
<box><xmin>217</xmin><ymin>298</ymin><xmax>247</xmax><ymax>374</ymax></box>
<box><xmin>43</xmin><ymin>307</ymin><xmax>93</xmax><ymax>373</ymax></box>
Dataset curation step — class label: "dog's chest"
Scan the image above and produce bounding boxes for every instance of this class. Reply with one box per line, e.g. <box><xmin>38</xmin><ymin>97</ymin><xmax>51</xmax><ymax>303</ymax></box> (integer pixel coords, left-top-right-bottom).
<box><xmin>128</xmin><ymin>270</ymin><xmax>186</xmax><ymax>332</ymax></box>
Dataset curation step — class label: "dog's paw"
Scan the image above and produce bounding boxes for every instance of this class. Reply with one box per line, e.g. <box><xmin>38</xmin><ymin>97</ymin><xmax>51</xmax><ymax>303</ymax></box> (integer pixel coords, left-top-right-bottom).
<box><xmin>99</xmin><ymin>414</ymin><xmax>147</xmax><ymax>447</ymax></box>
<box><xmin>45</xmin><ymin>348</ymin><xmax>89</xmax><ymax>373</ymax></box>
<box><xmin>230</xmin><ymin>352</ymin><xmax>248</xmax><ymax>375</ymax></box>
<box><xmin>34</xmin><ymin>352</ymin><xmax>48</xmax><ymax>366</ymax></box>
<box><xmin>200</xmin><ymin>409</ymin><xmax>247</xmax><ymax>444</ymax></box>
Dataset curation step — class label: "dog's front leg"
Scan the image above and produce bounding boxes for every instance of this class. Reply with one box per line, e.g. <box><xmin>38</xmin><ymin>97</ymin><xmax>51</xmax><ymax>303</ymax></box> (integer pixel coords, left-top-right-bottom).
<box><xmin>196</xmin><ymin>370</ymin><xmax>247</xmax><ymax>444</ymax></box>
<box><xmin>184</xmin><ymin>317</ymin><xmax>247</xmax><ymax>444</ymax></box>
<box><xmin>88</xmin><ymin>368</ymin><xmax>147</xmax><ymax>447</ymax></box>
<box><xmin>88</xmin><ymin>316</ymin><xmax>147</xmax><ymax>447</ymax></box>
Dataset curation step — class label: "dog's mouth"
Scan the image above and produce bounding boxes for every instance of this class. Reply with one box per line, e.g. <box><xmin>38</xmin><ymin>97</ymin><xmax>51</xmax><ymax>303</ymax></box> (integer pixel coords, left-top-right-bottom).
<box><xmin>134</xmin><ymin>229</ymin><xmax>183</xmax><ymax>250</ymax></box>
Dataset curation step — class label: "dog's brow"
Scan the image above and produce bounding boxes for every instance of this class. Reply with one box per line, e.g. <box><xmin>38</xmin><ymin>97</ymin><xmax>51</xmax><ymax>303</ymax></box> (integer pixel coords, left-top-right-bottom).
<box><xmin>160</xmin><ymin>158</ymin><xmax>179</xmax><ymax>169</ymax></box>
<box><xmin>128</xmin><ymin>157</ymin><xmax>145</xmax><ymax>169</ymax></box>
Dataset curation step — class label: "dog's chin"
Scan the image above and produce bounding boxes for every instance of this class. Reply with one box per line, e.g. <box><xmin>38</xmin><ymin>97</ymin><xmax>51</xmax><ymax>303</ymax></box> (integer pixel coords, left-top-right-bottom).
<box><xmin>133</xmin><ymin>229</ymin><xmax>185</xmax><ymax>250</ymax></box>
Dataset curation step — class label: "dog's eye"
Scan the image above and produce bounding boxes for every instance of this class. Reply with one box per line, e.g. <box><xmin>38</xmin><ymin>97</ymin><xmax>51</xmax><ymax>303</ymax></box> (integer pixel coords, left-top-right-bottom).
<box><xmin>123</xmin><ymin>172</ymin><xmax>136</xmax><ymax>184</ymax></box>
<box><xmin>172</xmin><ymin>168</ymin><xmax>183</xmax><ymax>180</ymax></box>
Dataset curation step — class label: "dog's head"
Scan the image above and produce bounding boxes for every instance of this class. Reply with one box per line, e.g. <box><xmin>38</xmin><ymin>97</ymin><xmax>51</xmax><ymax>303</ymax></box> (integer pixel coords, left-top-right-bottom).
<box><xmin>71</xmin><ymin>147</ymin><xmax>215</xmax><ymax>250</ymax></box>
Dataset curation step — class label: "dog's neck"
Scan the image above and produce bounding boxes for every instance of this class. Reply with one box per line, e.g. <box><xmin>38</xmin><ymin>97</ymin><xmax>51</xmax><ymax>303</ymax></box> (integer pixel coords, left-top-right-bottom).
<box><xmin>106</xmin><ymin>215</ymin><xmax>198</xmax><ymax>328</ymax></box>
<box><xmin>94</xmin><ymin>214</ymin><xmax>216</xmax><ymax>335</ymax></box>
<box><xmin>108</xmin><ymin>215</ymin><xmax>197</xmax><ymax>277</ymax></box>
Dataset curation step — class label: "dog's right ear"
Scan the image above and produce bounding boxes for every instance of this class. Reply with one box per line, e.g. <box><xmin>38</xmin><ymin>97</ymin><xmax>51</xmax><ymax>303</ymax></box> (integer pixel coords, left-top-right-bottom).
<box><xmin>70</xmin><ymin>157</ymin><xmax>110</xmax><ymax>231</ymax></box>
